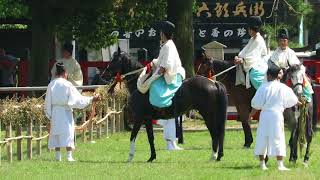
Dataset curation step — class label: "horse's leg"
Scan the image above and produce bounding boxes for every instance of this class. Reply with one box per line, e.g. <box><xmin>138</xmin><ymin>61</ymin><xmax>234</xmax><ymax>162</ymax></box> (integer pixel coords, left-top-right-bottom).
<box><xmin>232</xmin><ymin>90</ymin><xmax>253</xmax><ymax>148</ymax></box>
<box><xmin>145</xmin><ymin>119</ymin><xmax>156</xmax><ymax>162</ymax></box>
<box><xmin>128</xmin><ymin>119</ymin><xmax>143</xmax><ymax>162</ymax></box>
<box><xmin>304</xmin><ymin>102</ymin><xmax>314</xmax><ymax>164</ymax></box>
<box><xmin>203</xmin><ymin>115</ymin><xmax>219</xmax><ymax>161</ymax></box>
<box><xmin>304</xmin><ymin>133</ymin><xmax>312</xmax><ymax>164</ymax></box>
<box><xmin>217</xmin><ymin>121</ymin><xmax>225</xmax><ymax>161</ymax></box>
<box><xmin>289</xmin><ymin>128</ymin><xmax>298</xmax><ymax>163</ymax></box>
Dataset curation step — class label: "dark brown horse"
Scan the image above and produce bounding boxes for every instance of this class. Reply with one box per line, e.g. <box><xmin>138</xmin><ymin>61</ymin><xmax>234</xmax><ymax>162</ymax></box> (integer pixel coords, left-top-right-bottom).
<box><xmin>197</xmin><ymin>58</ymin><xmax>255</xmax><ymax>148</ymax></box>
<box><xmin>199</xmin><ymin>58</ymin><xmax>317</xmax><ymax>164</ymax></box>
<box><xmin>107</xmin><ymin>52</ymin><xmax>228</xmax><ymax>162</ymax></box>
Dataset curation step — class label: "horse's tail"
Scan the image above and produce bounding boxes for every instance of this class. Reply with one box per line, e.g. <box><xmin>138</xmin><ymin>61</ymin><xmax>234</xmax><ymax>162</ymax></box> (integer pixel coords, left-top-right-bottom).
<box><xmin>214</xmin><ymin>81</ymin><xmax>228</xmax><ymax>160</ymax></box>
<box><xmin>311</xmin><ymin>83</ymin><xmax>318</xmax><ymax>133</ymax></box>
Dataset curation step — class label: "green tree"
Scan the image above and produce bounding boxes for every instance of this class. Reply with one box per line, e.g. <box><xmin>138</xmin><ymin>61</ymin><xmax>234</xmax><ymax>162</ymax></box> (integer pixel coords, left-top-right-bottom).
<box><xmin>167</xmin><ymin>0</ymin><xmax>194</xmax><ymax>77</ymax></box>
<box><xmin>0</xmin><ymin>0</ymin><xmax>167</xmax><ymax>86</ymax></box>
<box><xmin>263</xmin><ymin>0</ymin><xmax>314</xmax><ymax>49</ymax></box>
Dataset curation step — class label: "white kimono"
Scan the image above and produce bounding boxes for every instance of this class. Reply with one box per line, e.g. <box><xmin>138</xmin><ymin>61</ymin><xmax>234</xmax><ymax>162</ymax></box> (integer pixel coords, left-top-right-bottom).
<box><xmin>45</xmin><ymin>78</ymin><xmax>93</xmax><ymax>149</ymax></box>
<box><xmin>237</xmin><ymin>32</ymin><xmax>268</xmax><ymax>88</ymax></box>
<box><xmin>51</xmin><ymin>58</ymin><xmax>83</xmax><ymax>86</ymax></box>
<box><xmin>152</xmin><ymin>40</ymin><xmax>185</xmax><ymax>84</ymax></box>
<box><xmin>269</xmin><ymin>47</ymin><xmax>300</xmax><ymax>69</ymax></box>
<box><xmin>252</xmin><ymin>80</ymin><xmax>298</xmax><ymax>157</ymax></box>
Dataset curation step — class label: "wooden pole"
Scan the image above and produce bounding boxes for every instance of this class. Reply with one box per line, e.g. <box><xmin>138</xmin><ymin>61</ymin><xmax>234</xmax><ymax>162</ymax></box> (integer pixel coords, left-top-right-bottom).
<box><xmin>16</xmin><ymin>126</ymin><xmax>23</xmax><ymax>160</ymax></box>
<box><xmin>36</xmin><ymin>124</ymin><xmax>42</xmax><ymax>155</ymax></box>
<box><xmin>6</xmin><ymin>123</ymin><xmax>13</xmax><ymax>163</ymax></box>
<box><xmin>97</xmin><ymin>111</ymin><xmax>102</xmax><ymax>139</ymax></box>
<box><xmin>27</xmin><ymin>121</ymin><xmax>33</xmax><ymax>160</ymax></box>
<box><xmin>112</xmin><ymin>98</ymin><xmax>116</xmax><ymax>134</ymax></box>
<box><xmin>116</xmin><ymin>100</ymin><xmax>121</xmax><ymax>132</ymax></box>
<box><xmin>104</xmin><ymin>106</ymin><xmax>109</xmax><ymax>137</ymax></box>
<box><xmin>89</xmin><ymin>121</ymin><xmax>93</xmax><ymax>142</ymax></box>
<box><xmin>81</xmin><ymin>110</ymin><xmax>87</xmax><ymax>143</ymax></box>
<box><xmin>120</xmin><ymin>100</ymin><xmax>124</xmax><ymax>131</ymax></box>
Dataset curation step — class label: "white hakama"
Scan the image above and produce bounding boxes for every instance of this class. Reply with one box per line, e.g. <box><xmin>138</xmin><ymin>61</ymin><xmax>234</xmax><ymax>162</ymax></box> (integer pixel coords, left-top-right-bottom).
<box><xmin>45</xmin><ymin>78</ymin><xmax>93</xmax><ymax>149</ymax></box>
<box><xmin>252</xmin><ymin>81</ymin><xmax>298</xmax><ymax>157</ymax></box>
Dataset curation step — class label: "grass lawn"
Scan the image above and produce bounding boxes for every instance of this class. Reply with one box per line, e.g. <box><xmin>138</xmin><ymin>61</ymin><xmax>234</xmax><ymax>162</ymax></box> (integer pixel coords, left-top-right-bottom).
<box><xmin>0</xmin><ymin>127</ymin><xmax>319</xmax><ymax>180</ymax></box>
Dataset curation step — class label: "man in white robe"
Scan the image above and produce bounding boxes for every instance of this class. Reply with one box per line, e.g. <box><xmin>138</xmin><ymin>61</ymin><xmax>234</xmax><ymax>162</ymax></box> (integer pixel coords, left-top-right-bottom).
<box><xmin>45</xmin><ymin>62</ymin><xmax>99</xmax><ymax>161</ymax></box>
<box><xmin>234</xmin><ymin>16</ymin><xmax>268</xmax><ymax>89</ymax></box>
<box><xmin>269</xmin><ymin>28</ymin><xmax>314</xmax><ymax>103</ymax></box>
<box><xmin>249</xmin><ymin>65</ymin><xmax>299</xmax><ymax>171</ymax></box>
<box><xmin>51</xmin><ymin>42</ymin><xmax>83</xmax><ymax>86</ymax></box>
<box><xmin>150</xmin><ymin>21</ymin><xmax>185</xmax><ymax>150</ymax></box>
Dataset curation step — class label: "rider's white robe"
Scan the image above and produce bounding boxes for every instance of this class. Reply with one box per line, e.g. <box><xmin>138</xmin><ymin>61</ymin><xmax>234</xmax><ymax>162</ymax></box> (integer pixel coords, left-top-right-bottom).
<box><xmin>252</xmin><ymin>80</ymin><xmax>298</xmax><ymax>157</ymax></box>
<box><xmin>237</xmin><ymin>32</ymin><xmax>268</xmax><ymax>88</ymax></box>
<box><xmin>152</xmin><ymin>39</ymin><xmax>185</xmax><ymax>84</ymax></box>
<box><xmin>45</xmin><ymin>78</ymin><xmax>93</xmax><ymax>149</ymax></box>
<box><xmin>269</xmin><ymin>47</ymin><xmax>300</xmax><ymax>69</ymax></box>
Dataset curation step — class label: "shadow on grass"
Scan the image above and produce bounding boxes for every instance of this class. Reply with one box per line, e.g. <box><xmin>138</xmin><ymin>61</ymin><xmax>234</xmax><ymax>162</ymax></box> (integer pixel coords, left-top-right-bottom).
<box><xmin>216</xmin><ymin>165</ymin><xmax>257</xmax><ymax>170</ymax></box>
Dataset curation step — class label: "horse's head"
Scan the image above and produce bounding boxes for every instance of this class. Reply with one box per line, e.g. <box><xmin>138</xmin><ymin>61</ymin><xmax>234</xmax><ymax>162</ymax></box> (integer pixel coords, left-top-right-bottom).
<box><xmin>107</xmin><ymin>50</ymin><xmax>132</xmax><ymax>77</ymax></box>
<box><xmin>106</xmin><ymin>49</ymin><xmax>143</xmax><ymax>93</ymax></box>
<box><xmin>286</xmin><ymin>64</ymin><xmax>305</xmax><ymax>98</ymax></box>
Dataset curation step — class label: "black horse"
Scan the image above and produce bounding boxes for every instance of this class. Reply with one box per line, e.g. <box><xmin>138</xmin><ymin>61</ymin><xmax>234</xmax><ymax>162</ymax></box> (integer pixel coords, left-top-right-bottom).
<box><xmin>198</xmin><ymin>59</ymin><xmax>317</xmax><ymax>164</ymax></box>
<box><xmin>107</xmin><ymin>51</ymin><xmax>228</xmax><ymax>162</ymax></box>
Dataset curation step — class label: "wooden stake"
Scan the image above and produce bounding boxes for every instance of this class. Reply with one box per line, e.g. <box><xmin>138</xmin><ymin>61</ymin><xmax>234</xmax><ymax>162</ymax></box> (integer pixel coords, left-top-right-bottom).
<box><xmin>36</xmin><ymin>124</ymin><xmax>42</xmax><ymax>155</ymax></box>
<box><xmin>6</xmin><ymin>123</ymin><xmax>12</xmax><ymax>163</ymax></box>
<box><xmin>16</xmin><ymin>126</ymin><xmax>23</xmax><ymax>160</ymax></box>
<box><xmin>27</xmin><ymin>121</ymin><xmax>33</xmax><ymax>160</ymax></box>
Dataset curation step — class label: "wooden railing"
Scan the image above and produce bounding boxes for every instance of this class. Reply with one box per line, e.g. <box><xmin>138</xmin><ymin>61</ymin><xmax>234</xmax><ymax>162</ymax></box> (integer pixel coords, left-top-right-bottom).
<box><xmin>0</xmin><ymin>96</ymin><xmax>126</xmax><ymax>165</ymax></box>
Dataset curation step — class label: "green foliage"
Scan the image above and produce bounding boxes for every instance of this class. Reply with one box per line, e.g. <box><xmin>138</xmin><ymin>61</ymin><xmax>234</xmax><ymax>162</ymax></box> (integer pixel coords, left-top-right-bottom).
<box><xmin>0</xmin><ymin>24</ymin><xmax>27</xmax><ymax>29</ymax></box>
<box><xmin>0</xmin><ymin>0</ymin><xmax>166</xmax><ymax>49</ymax></box>
<box><xmin>56</xmin><ymin>0</ymin><xmax>167</xmax><ymax>49</ymax></box>
<box><xmin>0</xmin><ymin>0</ymin><xmax>29</xmax><ymax>18</ymax></box>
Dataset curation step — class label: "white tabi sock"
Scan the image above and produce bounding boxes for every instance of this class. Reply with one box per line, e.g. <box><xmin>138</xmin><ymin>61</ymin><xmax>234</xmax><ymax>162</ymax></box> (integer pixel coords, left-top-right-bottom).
<box><xmin>55</xmin><ymin>151</ymin><xmax>61</xmax><ymax>161</ymax></box>
<box><xmin>260</xmin><ymin>160</ymin><xmax>268</xmax><ymax>170</ymax></box>
<box><xmin>277</xmin><ymin>160</ymin><xmax>290</xmax><ymax>171</ymax></box>
<box><xmin>67</xmin><ymin>151</ymin><xmax>75</xmax><ymax>162</ymax></box>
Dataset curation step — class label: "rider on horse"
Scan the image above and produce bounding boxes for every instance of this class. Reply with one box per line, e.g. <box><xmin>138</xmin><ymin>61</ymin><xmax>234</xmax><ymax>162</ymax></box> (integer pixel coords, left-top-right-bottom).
<box><xmin>269</xmin><ymin>28</ymin><xmax>314</xmax><ymax>103</ymax></box>
<box><xmin>234</xmin><ymin>16</ymin><xmax>268</xmax><ymax>90</ymax></box>
<box><xmin>149</xmin><ymin>21</ymin><xmax>185</xmax><ymax>108</ymax></box>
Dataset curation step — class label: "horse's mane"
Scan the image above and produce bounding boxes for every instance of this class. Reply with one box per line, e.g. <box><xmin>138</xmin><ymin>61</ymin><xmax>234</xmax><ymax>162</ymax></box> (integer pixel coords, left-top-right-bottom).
<box><xmin>287</xmin><ymin>64</ymin><xmax>302</xmax><ymax>74</ymax></box>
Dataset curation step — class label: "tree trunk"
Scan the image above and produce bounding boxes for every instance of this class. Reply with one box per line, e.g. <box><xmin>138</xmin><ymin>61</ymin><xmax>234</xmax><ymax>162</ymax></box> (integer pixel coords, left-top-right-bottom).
<box><xmin>167</xmin><ymin>0</ymin><xmax>194</xmax><ymax>77</ymax></box>
<box><xmin>30</xmin><ymin>2</ymin><xmax>54</xmax><ymax>87</ymax></box>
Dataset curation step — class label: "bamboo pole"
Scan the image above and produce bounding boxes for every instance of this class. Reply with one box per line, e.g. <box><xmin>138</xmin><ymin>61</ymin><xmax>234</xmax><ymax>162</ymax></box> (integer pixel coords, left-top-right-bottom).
<box><xmin>16</xmin><ymin>126</ymin><xmax>23</xmax><ymax>160</ymax></box>
<box><xmin>120</xmin><ymin>101</ymin><xmax>125</xmax><ymax>131</ymax></box>
<box><xmin>89</xmin><ymin>121</ymin><xmax>93</xmax><ymax>142</ymax></box>
<box><xmin>81</xmin><ymin>110</ymin><xmax>87</xmax><ymax>143</ymax></box>
<box><xmin>104</xmin><ymin>106</ymin><xmax>109</xmax><ymax>137</ymax></box>
<box><xmin>97</xmin><ymin>111</ymin><xmax>102</xmax><ymax>139</ymax></box>
<box><xmin>27</xmin><ymin>121</ymin><xmax>33</xmax><ymax>160</ymax></box>
<box><xmin>112</xmin><ymin>98</ymin><xmax>116</xmax><ymax>134</ymax></box>
<box><xmin>118</xmin><ymin>100</ymin><xmax>122</xmax><ymax>132</ymax></box>
<box><xmin>6</xmin><ymin>123</ymin><xmax>12</xmax><ymax>163</ymax></box>
<box><xmin>116</xmin><ymin>100</ymin><xmax>121</xmax><ymax>132</ymax></box>
<box><xmin>36</xmin><ymin>124</ymin><xmax>42</xmax><ymax>155</ymax></box>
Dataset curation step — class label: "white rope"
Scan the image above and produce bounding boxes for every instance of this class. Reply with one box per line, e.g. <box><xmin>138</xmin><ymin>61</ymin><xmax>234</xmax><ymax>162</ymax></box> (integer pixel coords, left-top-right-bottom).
<box><xmin>213</xmin><ymin>65</ymin><xmax>237</xmax><ymax>78</ymax></box>
<box><xmin>0</xmin><ymin>85</ymin><xmax>105</xmax><ymax>92</ymax></box>
<box><xmin>120</xmin><ymin>68</ymin><xmax>144</xmax><ymax>79</ymax></box>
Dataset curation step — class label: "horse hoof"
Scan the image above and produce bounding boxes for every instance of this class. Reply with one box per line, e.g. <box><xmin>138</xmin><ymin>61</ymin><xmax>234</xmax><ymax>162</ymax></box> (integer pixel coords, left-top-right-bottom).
<box><xmin>289</xmin><ymin>159</ymin><xmax>297</xmax><ymax>164</ymax></box>
<box><xmin>303</xmin><ymin>161</ymin><xmax>309</xmax><ymax>168</ymax></box>
<box><xmin>217</xmin><ymin>155</ymin><xmax>223</xmax><ymax>161</ymax></box>
<box><xmin>147</xmin><ymin>156</ymin><xmax>156</xmax><ymax>163</ymax></box>
<box><xmin>212</xmin><ymin>152</ymin><xmax>218</xmax><ymax>160</ymax></box>
<box><xmin>243</xmin><ymin>143</ymin><xmax>252</xmax><ymax>149</ymax></box>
